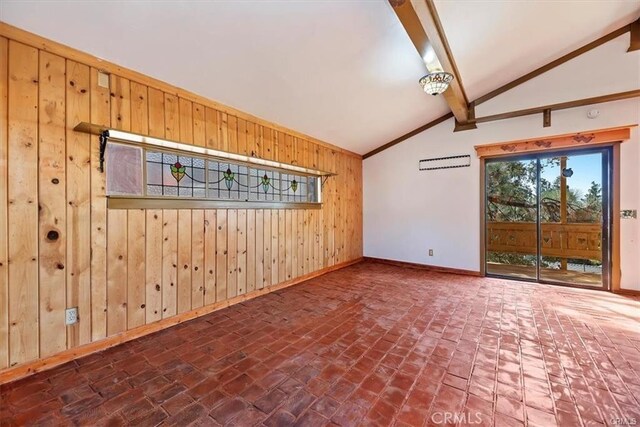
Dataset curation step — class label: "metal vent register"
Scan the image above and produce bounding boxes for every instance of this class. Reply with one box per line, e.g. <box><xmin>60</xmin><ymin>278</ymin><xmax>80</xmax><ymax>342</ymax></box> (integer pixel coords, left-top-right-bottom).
<box><xmin>419</xmin><ymin>154</ymin><xmax>471</xmax><ymax>171</ymax></box>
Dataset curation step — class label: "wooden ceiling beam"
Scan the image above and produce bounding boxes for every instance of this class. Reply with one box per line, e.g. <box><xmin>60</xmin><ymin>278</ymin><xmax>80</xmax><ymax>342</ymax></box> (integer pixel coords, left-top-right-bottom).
<box><xmin>364</xmin><ymin>20</ymin><xmax>635</xmax><ymax>159</ymax></box>
<box><xmin>474</xmin><ymin>90</ymin><xmax>640</xmax><ymax>124</ymax></box>
<box><xmin>629</xmin><ymin>18</ymin><xmax>640</xmax><ymax>52</ymax></box>
<box><xmin>390</xmin><ymin>0</ymin><xmax>471</xmax><ymax>124</ymax></box>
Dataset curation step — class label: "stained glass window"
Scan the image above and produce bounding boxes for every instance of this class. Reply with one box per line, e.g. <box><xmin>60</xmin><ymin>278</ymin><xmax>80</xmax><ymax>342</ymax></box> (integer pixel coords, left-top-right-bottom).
<box><xmin>146</xmin><ymin>152</ymin><xmax>207</xmax><ymax>198</ymax></box>
<box><xmin>106</xmin><ymin>147</ymin><xmax>320</xmax><ymax>204</ymax></box>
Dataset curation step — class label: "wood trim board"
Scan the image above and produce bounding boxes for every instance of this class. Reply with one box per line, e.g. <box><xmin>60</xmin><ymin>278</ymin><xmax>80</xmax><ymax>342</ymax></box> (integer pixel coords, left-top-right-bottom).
<box><xmin>474</xmin><ymin>125</ymin><xmax>635</xmax><ymax>158</ymax></box>
<box><xmin>474</xmin><ymin>90</ymin><xmax>640</xmax><ymax>124</ymax></box>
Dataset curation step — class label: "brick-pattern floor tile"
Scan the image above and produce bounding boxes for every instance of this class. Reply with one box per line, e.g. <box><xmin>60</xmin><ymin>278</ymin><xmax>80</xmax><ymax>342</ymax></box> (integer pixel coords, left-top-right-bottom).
<box><xmin>1</xmin><ymin>261</ymin><xmax>639</xmax><ymax>426</ymax></box>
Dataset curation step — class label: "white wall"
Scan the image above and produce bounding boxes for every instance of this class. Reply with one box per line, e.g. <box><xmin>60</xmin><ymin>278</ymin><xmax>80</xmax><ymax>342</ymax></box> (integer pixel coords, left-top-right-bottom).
<box><xmin>363</xmin><ymin>33</ymin><xmax>640</xmax><ymax>290</ymax></box>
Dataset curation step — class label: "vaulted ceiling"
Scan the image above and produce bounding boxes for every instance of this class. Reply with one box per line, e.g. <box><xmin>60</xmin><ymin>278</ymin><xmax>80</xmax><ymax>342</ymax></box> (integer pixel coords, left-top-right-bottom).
<box><xmin>1</xmin><ymin>1</ymin><xmax>638</xmax><ymax>154</ymax></box>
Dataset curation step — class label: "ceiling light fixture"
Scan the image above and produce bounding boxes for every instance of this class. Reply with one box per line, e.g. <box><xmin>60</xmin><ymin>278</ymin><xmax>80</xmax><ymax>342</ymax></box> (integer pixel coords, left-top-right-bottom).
<box><xmin>419</xmin><ymin>71</ymin><xmax>454</xmax><ymax>96</ymax></box>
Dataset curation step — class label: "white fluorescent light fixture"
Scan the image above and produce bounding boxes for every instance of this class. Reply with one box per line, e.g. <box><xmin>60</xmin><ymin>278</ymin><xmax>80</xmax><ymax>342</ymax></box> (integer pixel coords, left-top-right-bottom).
<box><xmin>74</xmin><ymin>122</ymin><xmax>335</xmax><ymax>177</ymax></box>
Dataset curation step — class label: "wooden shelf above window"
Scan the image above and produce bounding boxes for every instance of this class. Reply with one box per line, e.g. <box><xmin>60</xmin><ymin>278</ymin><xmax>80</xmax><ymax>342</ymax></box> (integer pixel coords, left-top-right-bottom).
<box><xmin>74</xmin><ymin>122</ymin><xmax>336</xmax><ymax>177</ymax></box>
<box><xmin>474</xmin><ymin>125</ymin><xmax>636</xmax><ymax>158</ymax></box>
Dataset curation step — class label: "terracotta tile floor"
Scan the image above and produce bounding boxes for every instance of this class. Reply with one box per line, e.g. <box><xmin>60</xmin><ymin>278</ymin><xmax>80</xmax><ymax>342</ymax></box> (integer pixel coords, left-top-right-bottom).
<box><xmin>1</xmin><ymin>261</ymin><xmax>640</xmax><ymax>426</ymax></box>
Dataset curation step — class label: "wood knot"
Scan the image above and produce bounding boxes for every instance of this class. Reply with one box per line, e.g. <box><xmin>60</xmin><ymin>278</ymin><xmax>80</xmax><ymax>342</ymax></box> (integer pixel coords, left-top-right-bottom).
<box><xmin>47</xmin><ymin>230</ymin><xmax>60</xmax><ymax>241</ymax></box>
<box><xmin>52</xmin><ymin>178</ymin><xmax>60</xmax><ymax>185</ymax></box>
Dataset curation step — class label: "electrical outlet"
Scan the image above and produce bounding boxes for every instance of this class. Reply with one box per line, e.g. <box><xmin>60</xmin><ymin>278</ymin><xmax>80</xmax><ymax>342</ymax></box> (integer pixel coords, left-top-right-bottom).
<box><xmin>65</xmin><ymin>307</ymin><xmax>78</xmax><ymax>325</ymax></box>
<box><xmin>428</xmin><ymin>249</ymin><xmax>434</xmax><ymax>256</ymax></box>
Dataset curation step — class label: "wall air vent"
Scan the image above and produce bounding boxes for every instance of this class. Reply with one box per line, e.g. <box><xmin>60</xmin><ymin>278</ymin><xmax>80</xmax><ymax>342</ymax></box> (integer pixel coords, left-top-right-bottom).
<box><xmin>419</xmin><ymin>154</ymin><xmax>471</xmax><ymax>171</ymax></box>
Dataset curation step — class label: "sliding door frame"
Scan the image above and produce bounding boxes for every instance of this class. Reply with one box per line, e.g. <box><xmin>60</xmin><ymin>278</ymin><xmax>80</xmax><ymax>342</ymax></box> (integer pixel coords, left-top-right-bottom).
<box><xmin>479</xmin><ymin>143</ymin><xmax>620</xmax><ymax>291</ymax></box>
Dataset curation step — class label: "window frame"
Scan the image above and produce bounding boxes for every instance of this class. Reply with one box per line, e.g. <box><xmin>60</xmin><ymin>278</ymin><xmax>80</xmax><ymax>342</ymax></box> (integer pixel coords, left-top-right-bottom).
<box><xmin>104</xmin><ymin>140</ymin><xmax>325</xmax><ymax>210</ymax></box>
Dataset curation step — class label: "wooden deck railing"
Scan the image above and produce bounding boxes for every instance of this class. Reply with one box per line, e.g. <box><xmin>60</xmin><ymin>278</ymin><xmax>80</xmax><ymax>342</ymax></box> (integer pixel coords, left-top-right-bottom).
<box><xmin>487</xmin><ymin>222</ymin><xmax>602</xmax><ymax>261</ymax></box>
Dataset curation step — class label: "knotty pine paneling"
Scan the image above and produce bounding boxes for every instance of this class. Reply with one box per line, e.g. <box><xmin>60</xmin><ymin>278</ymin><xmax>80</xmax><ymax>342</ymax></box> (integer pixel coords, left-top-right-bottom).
<box><xmin>0</xmin><ymin>34</ymin><xmax>363</xmax><ymax>372</ymax></box>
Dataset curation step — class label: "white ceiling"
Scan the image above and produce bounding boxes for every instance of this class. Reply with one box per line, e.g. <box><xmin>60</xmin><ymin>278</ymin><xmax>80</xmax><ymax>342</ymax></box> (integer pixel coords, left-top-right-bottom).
<box><xmin>1</xmin><ymin>1</ymin><xmax>639</xmax><ymax>154</ymax></box>
<box><xmin>435</xmin><ymin>0</ymin><xmax>640</xmax><ymax>102</ymax></box>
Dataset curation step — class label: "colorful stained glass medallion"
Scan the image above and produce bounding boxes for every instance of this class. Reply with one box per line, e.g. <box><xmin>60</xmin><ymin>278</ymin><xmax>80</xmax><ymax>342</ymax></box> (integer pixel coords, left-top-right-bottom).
<box><xmin>261</xmin><ymin>173</ymin><xmax>270</xmax><ymax>193</ymax></box>
<box><xmin>223</xmin><ymin>167</ymin><xmax>235</xmax><ymax>190</ymax></box>
<box><xmin>170</xmin><ymin>161</ymin><xmax>186</xmax><ymax>182</ymax></box>
<box><xmin>291</xmin><ymin>179</ymin><xmax>298</xmax><ymax>193</ymax></box>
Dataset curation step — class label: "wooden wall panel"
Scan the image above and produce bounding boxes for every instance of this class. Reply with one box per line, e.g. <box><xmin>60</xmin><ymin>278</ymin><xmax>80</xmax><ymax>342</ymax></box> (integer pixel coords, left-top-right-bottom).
<box><xmin>65</xmin><ymin>60</ymin><xmax>91</xmax><ymax>348</ymax></box>
<box><xmin>298</xmin><ymin>210</ymin><xmax>304</xmax><ymax>276</ymax></box>
<box><xmin>127</xmin><ymin>210</ymin><xmax>146</xmax><ymax>329</ymax></box>
<box><xmin>205</xmin><ymin>107</ymin><xmax>218</xmax><ymax>149</ymax></box>
<box><xmin>216</xmin><ymin>210</ymin><xmax>228</xmax><ymax>302</ymax></box>
<box><xmin>162</xmin><ymin>210</ymin><xmax>178</xmax><ymax>317</ymax></box>
<box><xmin>177</xmin><ymin>210</ymin><xmax>192</xmax><ymax>314</ymax></box>
<box><xmin>278</xmin><ymin>210</ymin><xmax>285</xmax><ymax>283</ymax></box>
<box><xmin>130</xmin><ymin>82</ymin><xmax>149</xmax><ymax>134</ymax></box>
<box><xmin>227</xmin><ymin>116</ymin><xmax>238</xmax><ymax>154</ymax></box>
<box><xmin>0</xmin><ymin>37</ymin><xmax>7</xmax><ymax>369</ymax></box>
<box><xmin>247</xmin><ymin>209</ymin><xmax>256</xmax><ymax>293</ymax></box>
<box><xmin>89</xmin><ymin>67</ymin><xmax>109</xmax><ymax>341</ymax></box>
<box><xmin>237</xmin><ymin>209</ymin><xmax>247</xmax><ymax>295</ymax></box>
<box><xmin>148</xmin><ymin>88</ymin><xmax>164</xmax><ymax>138</ymax></box>
<box><xmin>261</xmin><ymin>210</ymin><xmax>271</xmax><ymax>289</ymax></box>
<box><xmin>204</xmin><ymin>210</ymin><xmax>216</xmax><ymax>305</ymax></box>
<box><xmin>193</xmin><ymin>104</ymin><xmax>205</xmax><ymax>148</ymax></box>
<box><xmin>227</xmin><ymin>209</ymin><xmax>238</xmax><ymax>298</ymax></box>
<box><xmin>0</xmin><ymin>28</ymin><xmax>363</xmax><ymax>378</ymax></box>
<box><xmin>271</xmin><ymin>210</ymin><xmax>278</xmax><ymax>286</ymax></box>
<box><xmin>107</xmin><ymin>209</ymin><xmax>127</xmax><ymax>335</ymax></box>
<box><xmin>286</xmin><ymin>210</ymin><xmax>293</xmax><ymax>281</ymax></box>
<box><xmin>253</xmin><ymin>209</ymin><xmax>262</xmax><ymax>291</ymax></box>
<box><xmin>191</xmin><ymin>210</ymin><xmax>205</xmax><ymax>309</ymax></box>
<box><xmin>219</xmin><ymin>113</ymin><xmax>228</xmax><ymax>152</ymax></box>
<box><xmin>38</xmin><ymin>51</ymin><xmax>67</xmax><ymax>357</ymax></box>
<box><xmin>145</xmin><ymin>210</ymin><xmax>163</xmax><ymax>323</ymax></box>
<box><xmin>238</xmin><ymin>118</ymin><xmax>247</xmax><ymax>156</ymax></box>
<box><xmin>263</xmin><ymin>127</ymin><xmax>273</xmax><ymax>161</ymax></box>
<box><xmin>8</xmin><ymin>41</ymin><xmax>39</xmax><ymax>366</ymax></box>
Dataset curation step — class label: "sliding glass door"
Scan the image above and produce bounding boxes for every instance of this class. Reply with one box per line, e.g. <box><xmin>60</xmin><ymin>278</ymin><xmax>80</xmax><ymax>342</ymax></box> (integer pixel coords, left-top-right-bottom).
<box><xmin>485</xmin><ymin>148</ymin><xmax>610</xmax><ymax>289</ymax></box>
<box><xmin>485</xmin><ymin>158</ymin><xmax>539</xmax><ymax>280</ymax></box>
